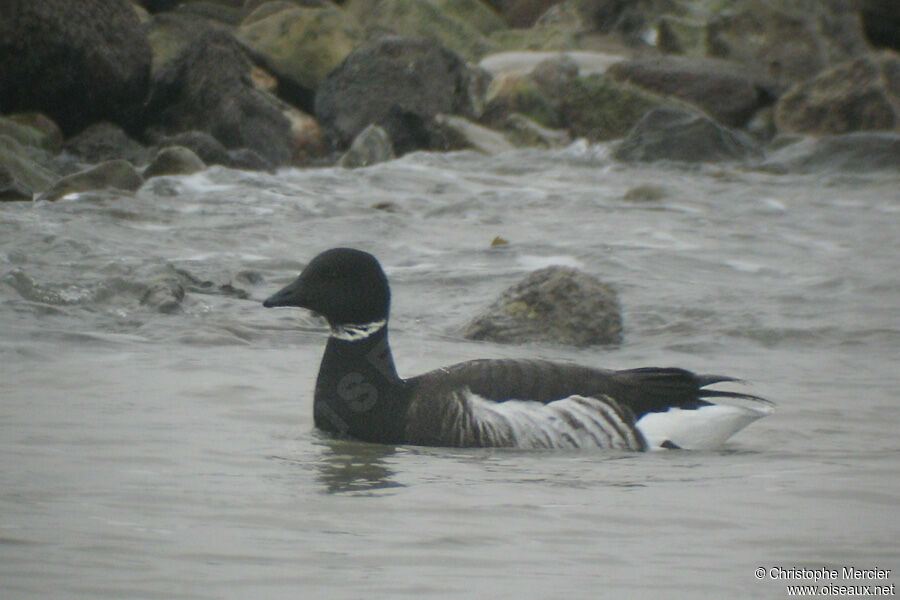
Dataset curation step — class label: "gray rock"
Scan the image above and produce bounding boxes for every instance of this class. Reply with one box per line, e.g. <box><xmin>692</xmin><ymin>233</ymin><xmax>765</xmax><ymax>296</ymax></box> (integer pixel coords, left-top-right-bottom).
<box><xmin>614</xmin><ymin>106</ymin><xmax>761</xmax><ymax>163</ymax></box>
<box><xmin>706</xmin><ymin>0</ymin><xmax>870</xmax><ymax>90</ymax></box>
<box><xmin>144</xmin><ymin>27</ymin><xmax>294</xmax><ymax>166</ymax></box>
<box><xmin>340</xmin><ymin>125</ymin><xmax>395</xmax><ymax>168</ymax></box>
<box><xmin>143</xmin><ymin>146</ymin><xmax>206</xmax><ymax>179</ymax></box>
<box><xmin>0</xmin><ymin>135</ymin><xmax>58</xmax><ymax>201</ymax></box>
<box><xmin>314</xmin><ymin>36</ymin><xmax>484</xmax><ymax>153</ymax></box>
<box><xmin>140</xmin><ymin>278</ymin><xmax>185</xmax><ymax>314</ymax></box>
<box><xmin>463</xmin><ymin>266</ymin><xmax>623</xmax><ymax>348</ymax></box>
<box><xmin>149</xmin><ymin>130</ymin><xmax>232</xmax><ymax>166</ymax></box>
<box><xmin>607</xmin><ymin>56</ymin><xmax>777</xmax><ymax>128</ymax></box>
<box><xmin>38</xmin><ymin>160</ymin><xmax>144</xmax><ymax>202</ymax></box>
<box><xmin>432</xmin><ymin>114</ymin><xmax>517</xmax><ymax>154</ymax></box>
<box><xmin>64</xmin><ymin>122</ymin><xmax>150</xmax><ymax>166</ymax></box>
<box><xmin>499</xmin><ymin>113</ymin><xmax>572</xmax><ymax>148</ymax></box>
<box><xmin>775</xmin><ymin>51</ymin><xmax>900</xmax><ymax>136</ymax></box>
<box><xmin>0</xmin><ymin>0</ymin><xmax>151</xmax><ymax>135</ymax></box>
<box><xmin>0</xmin><ymin>114</ymin><xmax>63</xmax><ymax>153</ymax></box>
<box><xmin>344</xmin><ymin>0</ymin><xmax>496</xmax><ymax>61</ymax></box>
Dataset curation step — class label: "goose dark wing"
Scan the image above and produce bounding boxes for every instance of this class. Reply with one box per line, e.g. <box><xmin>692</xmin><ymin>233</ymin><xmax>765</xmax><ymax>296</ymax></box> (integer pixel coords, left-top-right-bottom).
<box><xmin>401</xmin><ymin>360</ymin><xmax>770</xmax><ymax>449</ymax></box>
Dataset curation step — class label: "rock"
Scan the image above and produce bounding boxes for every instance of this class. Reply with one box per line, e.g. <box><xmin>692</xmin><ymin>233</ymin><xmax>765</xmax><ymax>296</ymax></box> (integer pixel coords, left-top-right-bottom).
<box><xmin>775</xmin><ymin>51</ymin><xmax>900</xmax><ymax>136</ymax></box>
<box><xmin>340</xmin><ymin>124</ymin><xmax>395</xmax><ymax>168</ymax></box>
<box><xmin>38</xmin><ymin>160</ymin><xmax>144</xmax><ymax>202</ymax></box>
<box><xmin>0</xmin><ymin>135</ymin><xmax>58</xmax><ymax>201</ymax></box>
<box><xmin>758</xmin><ymin>132</ymin><xmax>900</xmax><ymax>172</ymax></box>
<box><xmin>314</xmin><ymin>36</ymin><xmax>485</xmax><ymax>152</ymax></box>
<box><xmin>430</xmin><ymin>0</ymin><xmax>508</xmax><ymax>35</ymax></box>
<box><xmin>487</xmin><ymin>20</ymin><xmax>579</xmax><ymax>53</ymax></box>
<box><xmin>145</xmin><ymin>12</ymin><xmax>210</xmax><ymax>78</ymax></box>
<box><xmin>614</xmin><ymin>106</ymin><xmax>762</xmax><ymax>163</ymax></box>
<box><xmin>498</xmin><ymin>113</ymin><xmax>572</xmax><ymax>147</ymax></box>
<box><xmin>242</xmin><ymin>2</ymin><xmax>301</xmax><ymax>25</ymax></box>
<box><xmin>463</xmin><ymin>266</ymin><xmax>623</xmax><ymax>347</ymax></box>
<box><xmin>281</xmin><ymin>106</ymin><xmax>329</xmax><ymax>166</ymax></box>
<box><xmin>136</xmin><ymin>0</ymin><xmax>182</xmax><ymax>12</ymax></box>
<box><xmin>483</xmin><ymin>71</ymin><xmax>561</xmax><ymax>129</ymax></box>
<box><xmin>558</xmin><ymin>74</ymin><xmax>675</xmax><ymax>141</ymax></box>
<box><xmin>149</xmin><ymin>130</ymin><xmax>232</xmax><ymax>166</ymax></box>
<box><xmin>655</xmin><ymin>14</ymin><xmax>707</xmax><ymax>55</ymax></box>
<box><xmin>143</xmin><ymin>146</ymin><xmax>206</xmax><ymax>179</ymax></box>
<box><xmin>486</xmin><ymin>0</ymin><xmax>565</xmax><ymax>28</ymax></box>
<box><xmin>176</xmin><ymin>1</ymin><xmax>245</xmax><ymax>26</ymax></box>
<box><xmin>607</xmin><ymin>55</ymin><xmax>778</xmax><ymax>128</ymax></box>
<box><xmin>143</xmin><ymin>27</ymin><xmax>294</xmax><ymax>166</ymax></box>
<box><xmin>64</xmin><ymin>122</ymin><xmax>151</xmax><ymax>166</ymax></box>
<box><xmin>237</xmin><ymin>5</ymin><xmax>364</xmax><ymax>110</ymax></box>
<box><xmin>623</xmin><ymin>183</ymin><xmax>667</xmax><ymax>202</ymax></box>
<box><xmin>0</xmin><ymin>114</ymin><xmax>63</xmax><ymax>153</ymax></box>
<box><xmin>345</xmin><ymin>0</ymin><xmax>495</xmax><ymax>61</ymax></box>
<box><xmin>484</xmin><ymin>64</ymin><xmax>673</xmax><ymax>142</ymax></box>
<box><xmin>432</xmin><ymin>114</ymin><xmax>517</xmax><ymax>154</ymax></box>
<box><xmin>706</xmin><ymin>0</ymin><xmax>870</xmax><ymax>90</ymax></box>
<box><xmin>140</xmin><ymin>277</ymin><xmax>185</xmax><ymax>314</ymax></box>
<box><xmin>0</xmin><ymin>0</ymin><xmax>151</xmax><ymax>135</ymax></box>
<box><xmin>478</xmin><ymin>50</ymin><xmax>622</xmax><ymax>77</ymax></box>
<box><xmin>226</xmin><ymin>148</ymin><xmax>274</xmax><ymax>171</ymax></box>
<box><xmin>858</xmin><ymin>0</ymin><xmax>900</xmax><ymax>51</ymax></box>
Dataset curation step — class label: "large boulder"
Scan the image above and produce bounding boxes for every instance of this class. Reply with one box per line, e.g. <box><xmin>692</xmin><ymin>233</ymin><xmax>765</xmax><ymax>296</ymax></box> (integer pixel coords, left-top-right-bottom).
<box><xmin>706</xmin><ymin>0</ymin><xmax>870</xmax><ymax>91</ymax></box>
<box><xmin>0</xmin><ymin>0</ymin><xmax>151</xmax><ymax>136</ymax></box>
<box><xmin>614</xmin><ymin>106</ymin><xmax>761</xmax><ymax>163</ymax></box>
<box><xmin>314</xmin><ymin>36</ymin><xmax>486</xmax><ymax>153</ymax></box>
<box><xmin>345</xmin><ymin>0</ymin><xmax>495</xmax><ymax>61</ymax></box>
<box><xmin>775</xmin><ymin>51</ymin><xmax>900</xmax><ymax>136</ymax></box>
<box><xmin>607</xmin><ymin>55</ymin><xmax>778</xmax><ymax>128</ymax></box>
<box><xmin>143</xmin><ymin>28</ymin><xmax>294</xmax><ymax>166</ymax></box>
<box><xmin>463</xmin><ymin>266</ymin><xmax>623</xmax><ymax>348</ymax></box>
<box><xmin>237</xmin><ymin>5</ymin><xmax>364</xmax><ymax>111</ymax></box>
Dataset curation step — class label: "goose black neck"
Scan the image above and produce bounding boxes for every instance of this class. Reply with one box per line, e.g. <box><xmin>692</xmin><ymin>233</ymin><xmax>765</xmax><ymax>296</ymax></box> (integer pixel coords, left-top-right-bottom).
<box><xmin>313</xmin><ymin>325</ymin><xmax>408</xmax><ymax>443</ymax></box>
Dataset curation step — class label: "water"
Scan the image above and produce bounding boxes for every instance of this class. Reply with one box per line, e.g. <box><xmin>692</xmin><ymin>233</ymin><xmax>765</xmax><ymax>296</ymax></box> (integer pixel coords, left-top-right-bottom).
<box><xmin>1</xmin><ymin>145</ymin><xmax>898</xmax><ymax>598</ymax></box>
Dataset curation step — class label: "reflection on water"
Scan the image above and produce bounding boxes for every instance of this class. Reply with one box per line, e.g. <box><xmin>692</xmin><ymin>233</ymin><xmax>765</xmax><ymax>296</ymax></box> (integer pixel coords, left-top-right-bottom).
<box><xmin>313</xmin><ymin>438</ymin><xmax>403</xmax><ymax>494</ymax></box>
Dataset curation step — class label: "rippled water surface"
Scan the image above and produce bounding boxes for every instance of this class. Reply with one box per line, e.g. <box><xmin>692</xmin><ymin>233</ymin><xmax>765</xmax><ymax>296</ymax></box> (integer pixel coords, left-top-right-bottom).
<box><xmin>2</xmin><ymin>146</ymin><xmax>898</xmax><ymax>598</ymax></box>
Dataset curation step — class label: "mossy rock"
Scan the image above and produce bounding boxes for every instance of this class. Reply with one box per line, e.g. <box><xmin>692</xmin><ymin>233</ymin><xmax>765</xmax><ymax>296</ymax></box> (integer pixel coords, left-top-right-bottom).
<box><xmin>345</xmin><ymin>0</ymin><xmax>496</xmax><ymax>61</ymax></box>
<box><xmin>463</xmin><ymin>266</ymin><xmax>623</xmax><ymax>348</ymax></box>
<box><xmin>237</xmin><ymin>6</ymin><xmax>364</xmax><ymax>91</ymax></box>
<box><xmin>559</xmin><ymin>74</ymin><xmax>669</xmax><ymax>141</ymax></box>
<box><xmin>430</xmin><ymin>0</ymin><xmax>508</xmax><ymax>35</ymax></box>
<box><xmin>38</xmin><ymin>159</ymin><xmax>143</xmax><ymax>202</ymax></box>
<box><xmin>482</xmin><ymin>71</ymin><xmax>561</xmax><ymax>129</ymax></box>
<box><xmin>488</xmin><ymin>24</ymin><xmax>580</xmax><ymax>53</ymax></box>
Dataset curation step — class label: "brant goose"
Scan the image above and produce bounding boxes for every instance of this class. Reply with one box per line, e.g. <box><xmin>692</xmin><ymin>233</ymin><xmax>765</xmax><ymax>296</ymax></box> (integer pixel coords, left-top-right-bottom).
<box><xmin>263</xmin><ymin>248</ymin><xmax>773</xmax><ymax>450</ymax></box>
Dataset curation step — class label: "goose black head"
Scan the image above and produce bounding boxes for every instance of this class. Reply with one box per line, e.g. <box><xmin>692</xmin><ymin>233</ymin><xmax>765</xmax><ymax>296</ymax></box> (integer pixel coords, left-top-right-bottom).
<box><xmin>263</xmin><ymin>248</ymin><xmax>390</xmax><ymax>327</ymax></box>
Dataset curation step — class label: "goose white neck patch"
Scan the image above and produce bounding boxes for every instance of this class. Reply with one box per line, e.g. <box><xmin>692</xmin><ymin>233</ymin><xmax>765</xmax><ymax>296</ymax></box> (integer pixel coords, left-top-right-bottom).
<box><xmin>330</xmin><ymin>319</ymin><xmax>387</xmax><ymax>342</ymax></box>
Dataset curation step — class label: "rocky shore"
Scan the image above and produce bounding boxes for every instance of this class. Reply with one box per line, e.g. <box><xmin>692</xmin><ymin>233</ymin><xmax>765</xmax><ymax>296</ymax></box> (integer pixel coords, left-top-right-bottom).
<box><xmin>1</xmin><ymin>0</ymin><xmax>899</xmax><ymax>202</ymax></box>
